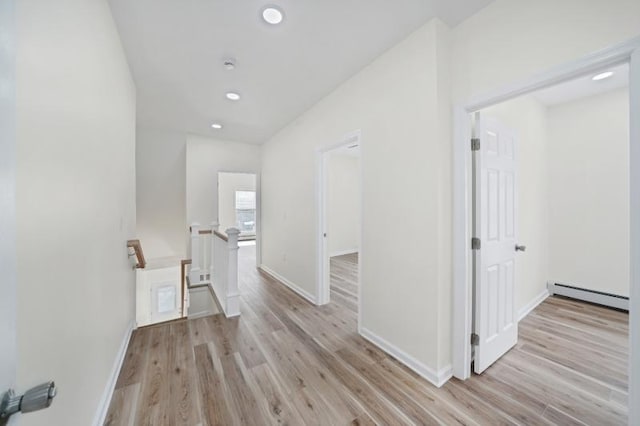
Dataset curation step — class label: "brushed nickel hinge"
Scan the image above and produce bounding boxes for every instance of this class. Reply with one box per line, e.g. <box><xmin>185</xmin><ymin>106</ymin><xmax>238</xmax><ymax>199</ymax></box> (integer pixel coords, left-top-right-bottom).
<box><xmin>471</xmin><ymin>138</ymin><xmax>480</xmax><ymax>151</ymax></box>
<box><xmin>471</xmin><ymin>333</ymin><xmax>480</xmax><ymax>346</ymax></box>
<box><xmin>471</xmin><ymin>237</ymin><xmax>481</xmax><ymax>250</ymax></box>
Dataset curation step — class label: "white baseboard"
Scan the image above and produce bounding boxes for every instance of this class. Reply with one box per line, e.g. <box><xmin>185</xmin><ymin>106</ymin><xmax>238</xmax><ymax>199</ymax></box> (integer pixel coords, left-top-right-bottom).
<box><xmin>359</xmin><ymin>327</ymin><xmax>452</xmax><ymax>388</ymax></box>
<box><xmin>92</xmin><ymin>320</ymin><xmax>135</xmax><ymax>426</ymax></box>
<box><xmin>329</xmin><ymin>248</ymin><xmax>359</xmax><ymax>257</ymax></box>
<box><xmin>547</xmin><ymin>281</ymin><xmax>629</xmax><ymax>311</ymax></box>
<box><xmin>518</xmin><ymin>288</ymin><xmax>550</xmax><ymax>321</ymax></box>
<box><xmin>259</xmin><ymin>265</ymin><xmax>317</xmax><ymax>305</ymax></box>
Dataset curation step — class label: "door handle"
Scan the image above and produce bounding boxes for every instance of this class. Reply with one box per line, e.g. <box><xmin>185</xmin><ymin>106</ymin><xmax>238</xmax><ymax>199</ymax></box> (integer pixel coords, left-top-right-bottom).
<box><xmin>515</xmin><ymin>244</ymin><xmax>526</xmax><ymax>252</ymax></box>
<box><xmin>1</xmin><ymin>381</ymin><xmax>57</xmax><ymax>421</ymax></box>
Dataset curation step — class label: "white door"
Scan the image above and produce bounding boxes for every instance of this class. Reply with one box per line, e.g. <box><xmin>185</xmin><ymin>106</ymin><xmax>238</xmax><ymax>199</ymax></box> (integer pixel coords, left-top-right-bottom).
<box><xmin>473</xmin><ymin>114</ymin><xmax>519</xmax><ymax>374</ymax></box>
<box><xmin>0</xmin><ymin>0</ymin><xmax>17</xmax><ymax>414</ymax></box>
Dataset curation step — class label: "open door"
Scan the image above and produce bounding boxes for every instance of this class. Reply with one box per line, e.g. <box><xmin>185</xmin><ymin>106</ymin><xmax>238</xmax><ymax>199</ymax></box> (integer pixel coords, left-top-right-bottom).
<box><xmin>473</xmin><ymin>114</ymin><xmax>519</xmax><ymax>374</ymax></box>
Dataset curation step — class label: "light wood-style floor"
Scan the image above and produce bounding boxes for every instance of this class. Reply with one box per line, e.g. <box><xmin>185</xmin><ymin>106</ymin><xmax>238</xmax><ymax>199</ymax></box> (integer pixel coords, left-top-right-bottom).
<box><xmin>330</xmin><ymin>253</ymin><xmax>358</xmax><ymax>313</ymax></box>
<box><xmin>105</xmin><ymin>245</ymin><xmax>628</xmax><ymax>425</ymax></box>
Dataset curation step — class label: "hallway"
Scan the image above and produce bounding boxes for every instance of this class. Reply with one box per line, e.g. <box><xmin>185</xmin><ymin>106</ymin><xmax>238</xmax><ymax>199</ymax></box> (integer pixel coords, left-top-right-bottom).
<box><xmin>105</xmin><ymin>244</ymin><xmax>628</xmax><ymax>425</ymax></box>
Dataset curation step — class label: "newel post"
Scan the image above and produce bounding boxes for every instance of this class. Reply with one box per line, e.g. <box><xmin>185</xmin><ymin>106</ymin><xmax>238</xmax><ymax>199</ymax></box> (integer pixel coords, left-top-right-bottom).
<box><xmin>209</xmin><ymin>221</ymin><xmax>219</xmax><ymax>279</ymax></box>
<box><xmin>225</xmin><ymin>227</ymin><xmax>240</xmax><ymax>317</ymax></box>
<box><xmin>190</xmin><ymin>223</ymin><xmax>201</xmax><ymax>284</ymax></box>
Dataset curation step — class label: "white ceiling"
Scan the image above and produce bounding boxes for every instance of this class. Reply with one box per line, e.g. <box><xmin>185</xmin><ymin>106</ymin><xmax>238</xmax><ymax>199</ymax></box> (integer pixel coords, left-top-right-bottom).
<box><xmin>532</xmin><ymin>62</ymin><xmax>629</xmax><ymax>106</ymax></box>
<box><xmin>108</xmin><ymin>0</ymin><xmax>494</xmax><ymax>144</ymax></box>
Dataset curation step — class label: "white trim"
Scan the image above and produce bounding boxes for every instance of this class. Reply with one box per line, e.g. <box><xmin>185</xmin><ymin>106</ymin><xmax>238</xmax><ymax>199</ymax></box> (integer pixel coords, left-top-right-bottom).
<box><xmin>316</xmin><ymin>129</ymin><xmax>363</xmax><ymax>310</ymax></box>
<box><xmin>360</xmin><ymin>328</ymin><xmax>452</xmax><ymax>388</ymax></box>
<box><xmin>452</xmin><ymin>107</ymin><xmax>473</xmax><ymax>380</ymax></box>
<box><xmin>92</xmin><ymin>320</ymin><xmax>135</xmax><ymax>426</ymax></box>
<box><xmin>547</xmin><ymin>282</ymin><xmax>629</xmax><ymax>311</ymax></box>
<box><xmin>255</xmin><ymin>173</ymin><xmax>262</xmax><ymax>268</ymax></box>
<box><xmin>629</xmin><ymin>46</ymin><xmax>640</xmax><ymax>426</ymax></box>
<box><xmin>452</xmin><ymin>36</ymin><xmax>640</xmax><ymax>386</ymax></box>
<box><xmin>518</xmin><ymin>289</ymin><xmax>550</xmax><ymax>322</ymax></box>
<box><xmin>259</xmin><ymin>265</ymin><xmax>317</xmax><ymax>304</ymax></box>
<box><xmin>329</xmin><ymin>248</ymin><xmax>359</xmax><ymax>257</ymax></box>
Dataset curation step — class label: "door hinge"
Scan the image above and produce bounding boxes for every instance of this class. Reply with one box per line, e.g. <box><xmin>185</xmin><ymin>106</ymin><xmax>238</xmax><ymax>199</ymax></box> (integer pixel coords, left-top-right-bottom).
<box><xmin>471</xmin><ymin>237</ymin><xmax>481</xmax><ymax>250</ymax></box>
<box><xmin>471</xmin><ymin>138</ymin><xmax>480</xmax><ymax>151</ymax></box>
<box><xmin>471</xmin><ymin>333</ymin><xmax>480</xmax><ymax>346</ymax></box>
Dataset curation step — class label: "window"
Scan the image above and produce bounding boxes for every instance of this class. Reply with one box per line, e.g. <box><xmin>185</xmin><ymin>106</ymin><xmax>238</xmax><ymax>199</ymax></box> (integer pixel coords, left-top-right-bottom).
<box><xmin>235</xmin><ymin>191</ymin><xmax>256</xmax><ymax>235</ymax></box>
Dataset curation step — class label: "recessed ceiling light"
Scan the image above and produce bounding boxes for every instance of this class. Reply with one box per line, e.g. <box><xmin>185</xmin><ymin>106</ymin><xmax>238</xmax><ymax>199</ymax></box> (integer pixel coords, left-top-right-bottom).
<box><xmin>211</xmin><ymin>123</ymin><xmax>223</xmax><ymax>129</ymax></box>
<box><xmin>225</xmin><ymin>92</ymin><xmax>241</xmax><ymax>101</ymax></box>
<box><xmin>262</xmin><ymin>6</ymin><xmax>284</xmax><ymax>25</ymax></box>
<box><xmin>592</xmin><ymin>71</ymin><xmax>614</xmax><ymax>81</ymax></box>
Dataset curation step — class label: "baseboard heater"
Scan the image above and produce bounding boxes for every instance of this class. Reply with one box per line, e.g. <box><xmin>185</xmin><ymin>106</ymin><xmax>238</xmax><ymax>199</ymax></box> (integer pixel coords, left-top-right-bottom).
<box><xmin>547</xmin><ymin>282</ymin><xmax>629</xmax><ymax>311</ymax></box>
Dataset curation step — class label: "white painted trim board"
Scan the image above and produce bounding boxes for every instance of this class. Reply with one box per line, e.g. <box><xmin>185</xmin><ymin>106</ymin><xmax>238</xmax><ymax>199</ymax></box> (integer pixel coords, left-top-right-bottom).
<box><xmin>629</xmin><ymin>45</ymin><xmax>640</xmax><ymax>426</ymax></box>
<box><xmin>518</xmin><ymin>289</ymin><xmax>549</xmax><ymax>322</ymax></box>
<box><xmin>92</xmin><ymin>320</ymin><xmax>135</xmax><ymax>426</ymax></box>
<box><xmin>360</xmin><ymin>328</ymin><xmax>452</xmax><ymax>388</ymax></box>
<box><xmin>259</xmin><ymin>265</ymin><xmax>317</xmax><ymax>305</ymax></box>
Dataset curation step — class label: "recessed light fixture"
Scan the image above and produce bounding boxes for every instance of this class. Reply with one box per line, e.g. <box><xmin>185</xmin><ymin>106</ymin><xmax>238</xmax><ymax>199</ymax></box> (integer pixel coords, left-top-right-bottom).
<box><xmin>225</xmin><ymin>92</ymin><xmax>241</xmax><ymax>101</ymax></box>
<box><xmin>262</xmin><ymin>6</ymin><xmax>284</xmax><ymax>25</ymax></box>
<box><xmin>211</xmin><ymin>123</ymin><xmax>223</xmax><ymax>129</ymax></box>
<box><xmin>592</xmin><ymin>71</ymin><xmax>614</xmax><ymax>81</ymax></box>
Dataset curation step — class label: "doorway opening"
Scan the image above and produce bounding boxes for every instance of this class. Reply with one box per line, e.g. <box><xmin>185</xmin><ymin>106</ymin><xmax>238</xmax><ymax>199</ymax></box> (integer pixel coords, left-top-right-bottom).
<box><xmin>453</xmin><ymin>40</ymin><xmax>639</xmax><ymax>424</ymax></box>
<box><xmin>316</xmin><ymin>131</ymin><xmax>362</xmax><ymax>322</ymax></box>
<box><xmin>217</xmin><ymin>170</ymin><xmax>259</xmax><ymax>287</ymax></box>
<box><xmin>218</xmin><ymin>172</ymin><xmax>258</xmax><ymax>242</ymax></box>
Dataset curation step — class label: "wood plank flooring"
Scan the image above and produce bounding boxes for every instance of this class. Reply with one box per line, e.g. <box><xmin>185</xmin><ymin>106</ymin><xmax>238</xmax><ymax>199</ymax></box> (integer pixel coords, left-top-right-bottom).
<box><xmin>105</xmin><ymin>245</ymin><xmax>628</xmax><ymax>425</ymax></box>
<box><xmin>330</xmin><ymin>253</ymin><xmax>358</xmax><ymax>313</ymax></box>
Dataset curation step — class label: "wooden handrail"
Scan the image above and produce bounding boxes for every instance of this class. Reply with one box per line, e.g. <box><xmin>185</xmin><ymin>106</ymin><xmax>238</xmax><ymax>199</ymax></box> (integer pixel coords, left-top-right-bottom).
<box><xmin>188</xmin><ymin>226</ymin><xmax>213</xmax><ymax>235</ymax></box>
<box><xmin>213</xmin><ymin>230</ymin><xmax>228</xmax><ymax>242</ymax></box>
<box><xmin>181</xmin><ymin>259</ymin><xmax>192</xmax><ymax>316</ymax></box>
<box><xmin>127</xmin><ymin>239</ymin><xmax>146</xmax><ymax>269</ymax></box>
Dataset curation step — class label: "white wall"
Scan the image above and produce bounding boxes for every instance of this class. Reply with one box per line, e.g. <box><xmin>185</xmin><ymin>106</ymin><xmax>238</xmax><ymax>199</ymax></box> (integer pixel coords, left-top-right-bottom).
<box><xmin>136</xmin><ymin>132</ymin><xmax>261</xmax><ymax>260</ymax></box>
<box><xmin>451</xmin><ymin>0</ymin><xmax>640</xmax><ymax>104</ymax></box>
<box><xmin>547</xmin><ymin>88</ymin><xmax>630</xmax><ymax>297</ymax></box>
<box><xmin>261</xmin><ymin>0</ymin><xmax>640</xmax><ymax>385</ymax></box>
<box><xmin>186</xmin><ymin>134</ymin><xmax>261</xmax><ymax>228</ymax></box>
<box><xmin>262</xmin><ymin>20</ymin><xmax>452</xmax><ymax>376</ymax></box>
<box><xmin>16</xmin><ymin>1</ymin><xmax>137</xmax><ymax>425</ymax></box>
<box><xmin>0</xmin><ymin>0</ymin><xmax>17</xmax><ymax>412</ymax></box>
<box><xmin>218</xmin><ymin>172</ymin><xmax>257</xmax><ymax>232</ymax></box>
<box><xmin>327</xmin><ymin>153</ymin><xmax>360</xmax><ymax>256</ymax></box>
<box><xmin>136</xmin><ymin>127</ymin><xmax>186</xmax><ymax>259</ymax></box>
<box><xmin>482</xmin><ymin>97</ymin><xmax>550</xmax><ymax>314</ymax></box>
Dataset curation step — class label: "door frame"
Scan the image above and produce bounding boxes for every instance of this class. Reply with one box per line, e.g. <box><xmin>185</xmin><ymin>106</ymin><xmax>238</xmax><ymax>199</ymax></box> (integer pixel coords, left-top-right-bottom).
<box><xmin>452</xmin><ymin>36</ymin><xmax>640</xmax><ymax>422</ymax></box>
<box><xmin>315</xmin><ymin>130</ymin><xmax>362</xmax><ymax>323</ymax></box>
<box><xmin>216</xmin><ymin>171</ymin><xmax>262</xmax><ymax>268</ymax></box>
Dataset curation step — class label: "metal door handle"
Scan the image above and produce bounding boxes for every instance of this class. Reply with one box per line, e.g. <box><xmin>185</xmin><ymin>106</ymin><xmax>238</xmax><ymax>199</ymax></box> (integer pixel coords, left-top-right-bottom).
<box><xmin>1</xmin><ymin>381</ymin><xmax>57</xmax><ymax>421</ymax></box>
<box><xmin>515</xmin><ymin>244</ymin><xmax>526</xmax><ymax>252</ymax></box>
